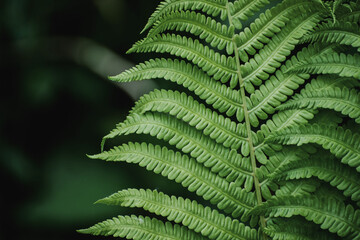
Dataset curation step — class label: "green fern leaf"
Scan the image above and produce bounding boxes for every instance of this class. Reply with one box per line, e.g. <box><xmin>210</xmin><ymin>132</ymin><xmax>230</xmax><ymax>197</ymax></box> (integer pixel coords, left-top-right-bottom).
<box><xmin>90</xmin><ymin>143</ymin><xmax>256</xmax><ymax>218</ymax></box>
<box><xmin>264</xmin><ymin>217</ymin><xmax>337</xmax><ymax>240</ymax></box>
<box><xmin>247</xmin><ymin>68</ymin><xmax>310</xmax><ymax>127</ymax></box>
<box><xmin>82</xmin><ymin>0</ymin><xmax>360</xmax><ymax>239</ymax></box>
<box><xmin>301</xmin><ymin>21</ymin><xmax>360</xmax><ymax>51</ymax></box>
<box><xmin>288</xmin><ymin>52</ymin><xmax>360</xmax><ymax>79</ymax></box>
<box><xmin>268</xmin><ymin>124</ymin><xmax>360</xmax><ymax>172</ymax></box>
<box><xmin>301</xmin><ymin>75</ymin><xmax>360</xmax><ymax>90</ymax></box>
<box><xmin>142</xmin><ymin>0</ymin><xmax>228</xmax><ymax>33</ymax></box>
<box><xmin>337</xmin><ymin>0</ymin><xmax>360</xmax><ymax>23</ymax></box>
<box><xmin>240</xmin><ymin>12</ymin><xmax>322</xmax><ymax>93</ymax></box>
<box><xmin>258</xmin><ymin>109</ymin><xmax>316</xmax><ymax>138</ymax></box>
<box><xmin>279</xmin><ymin>81</ymin><xmax>360</xmax><ymax>123</ymax></box>
<box><xmin>314</xmin><ymin>183</ymin><xmax>348</xmax><ymax>204</ymax></box>
<box><xmin>270</xmin><ymin>153</ymin><xmax>360</xmax><ymax>202</ymax></box>
<box><xmin>128</xmin><ymin>34</ymin><xmax>238</xmax><ymax>87</ymax></box>
<box><xmin>310</xmin><ymin>109</ymin><xmax>343</xmax><ymax>128</ymax></box>
<box><xmin>254</xmin><ymin>109</ymin><xmax>316</xmax><ymax>161</ymax></box>
<box><xmin>274</xmin><ymin>179</ymin><xmax>319</xmax><ymax>198</ymax></box>
<box><xmin>103</xmin><ymin>113</ymin><xmax>252</xmax><ymax>180</ymax></box>
<box><xmin>131</xmin><ymin>89</ymin><xmax>249</xmax><ymax>150</ymax></box>
<box><xmin>78</xmin><ymin>215</ymin><xmax>206</xmax><ymax>239</ymax></box>
<box><xmin>228</xmin><ymin>0</ymin><xmax>271</xmax><ymax>29</ymax></box>
<box><xmin>96</xmin><ymin>189</ymin><xmax>258</xmax><ymax>240</ymax></box>
<box><xmin>251</xmin><ymin>196</ymin><xmax>360</xmax><ymax>239</ymax></box>
<box><xmin>109</xmin><ymin>58</ymin><xmax>246</xmax><ymax>121</ymax></box>
<box><xmin>147</xmin><ymin>10</ymin><xmax>234</xmax><ymax>54</ymax></box>
<box><xmin>236</xmin><ymin>0</ymin><xmax>324</xmax><ymax>62</ymax></box>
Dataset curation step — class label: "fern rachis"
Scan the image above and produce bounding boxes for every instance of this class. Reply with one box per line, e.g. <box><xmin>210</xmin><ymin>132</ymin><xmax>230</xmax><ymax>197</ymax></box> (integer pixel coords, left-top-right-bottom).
<box><xmin>79</xmin><ymin>0</ymin><xmax>360</xmax><ymax>239</ymax></box>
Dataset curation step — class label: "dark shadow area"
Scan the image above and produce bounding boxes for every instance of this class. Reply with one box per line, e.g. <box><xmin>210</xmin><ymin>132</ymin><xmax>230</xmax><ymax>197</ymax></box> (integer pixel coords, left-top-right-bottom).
<box><xmin>0</xmin><ymin>0</ymin><xmax>188</xmax><ymax>239</ymax></box>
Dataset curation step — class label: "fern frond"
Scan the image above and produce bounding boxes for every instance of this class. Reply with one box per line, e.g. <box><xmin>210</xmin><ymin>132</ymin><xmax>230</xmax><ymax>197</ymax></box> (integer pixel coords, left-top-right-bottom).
<box><xmin>270</xmin><ymin>154</ymin><xmax>360</xmax><ymax>202</ymax></box>
<box><xmin>314</xmin><ymin>183</ymin><xmax>347</xmax><ymax>204</ymax></box>
<box><xmin>301</xmin><ymin>21</ymin><xmax>360</xmax><ymax>51</ymax></box>
<box><xmin>248</xmin><ymin>67</ymin><xmax>309</xmax><ymax>127</ymax></box>
<box><xmin>84</xmin><ymin>1</ymin><xmax>360</xmax><ymax>239</ymax></box>
<box><xmin>259</xmin><ymin>147</ymin><xmax>307</xmax><ymax>185</ymax></box>
<box><xmin>103</xmin><ymin>113</ymin><xmax>252</xmax><ymax>181</ymax></box>
<box><xmin>236</xmin><ymin>0</ymin><xmax>324</xmax><ymax>62</ymax></box>
<box><xmin>241</xmin><ymin>13</ymin><xmax>321</xmax><ymax>93</ymax></box>
<box><xmin>302</xmin><ymin>75</ymin><xmax>360</xmax><ymax>90</ymax></box>
<box><xmin>279</xmin><ymin>84</ymin><xmax>360</xmax><ymax>123</ymax></box>
<box><xmin>337</xmin><ymin>0</ymin><xmax>360</xmax><ymax>23</ymax></box>
<box><xmin>251</xmin><ymin>196</ymin><xmax>360</xmax><ymax>239</ymax></box>
<box><xmin>148</xmin><ymin>11</ymin><xmax>234</xmax><ymax>54</ymax></box>
<box><xmin>142</xmin><ymin>0</ymin><xmax>227</xmax><ymax>34</ymax></box>
<box><xmin>288</xmin><ymin>52</ymin><xmax>360</xmax><ymax>80</ymax></box>
<box><xmin>109</xmin><ymin>59</ymin><xmax>245</xmax><ymax>122</ymax></box>
<box><xmin>275</xmin><ymin>179</ymin><xmax>319</xmax><ymax>198</ymax></box>
<box><xmin>262</xmin><ymin>147</ymin><xmax>307</xmax><ymax>175</ymax></box>
<box><xmin>257</xmin><ymin>147</ymin><xmax>310</xmax><ymax>198</ymax></box>
<box><xmin>96</xmin><ymin>189</ymin><xmax>258</xmax><ymax>240</ymax></box>
<box><xmin>291</xmin><ymin>40</ymin><xmax>340</xmax><ymax>64</ymax></box>
<box><xmin>267</xmin><ymin>124</ymin><xmax>360</xmax><ymax>172</ymax></box>
<box><xmin>90</xmin><ymin>143</ymin><xmax>256</xmax><ymax>217</ymax></box>
<box><xmin>128</xmin><ymin>34</ymin><xmax>238</xmax><ymax>87</ymax></box>
<box><xmin>248</xmin><ymin>42</ymin><xmax>336</xmax><ymax>126</ymax></box>
<box><xmin>258</xmin><ymin>110</ymin><xmax>316</xmax><ymax>138</ymax></box>
<box><xmin>254</xmin><ymin>109</ymin><xmax>316</xmax><ymax>164</ymax></box>
<box><xmin>78</xmin><ymin>215</ymin><xmax>205</xmax><ymax>240</ymax></box>
<box><xmin>264</xmin><ymin>217</ymin><xmax>337</xmax><ymax>240</ymax></box>
<box><xmin>131</xmin><ymin>89</ymin><xmax>249</xmax><ymax>150</ymax></box>
<box><xmin>228</xmin><ymin>0</ymin><xmax>270</xmax><ymax>29</ymax></box>
<box><xmin>310</xmin><ymin>109</ymin><xmax>343</xmax><ymax>127</ymax></box>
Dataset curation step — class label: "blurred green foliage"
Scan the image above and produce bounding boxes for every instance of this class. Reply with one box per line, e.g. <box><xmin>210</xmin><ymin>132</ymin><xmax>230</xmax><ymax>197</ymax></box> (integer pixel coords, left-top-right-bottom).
<box><xmin>0</xmin><ymin>0</ymin><xmax>187</xmax><ymax>239</ymax></box>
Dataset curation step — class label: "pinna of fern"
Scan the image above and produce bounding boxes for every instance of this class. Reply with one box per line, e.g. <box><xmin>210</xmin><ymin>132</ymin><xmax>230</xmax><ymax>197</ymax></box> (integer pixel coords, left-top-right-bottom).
<box><xmin>79</xmin><ymin>0</ymin><xmax>360</xmax><ymax>239</ymax></box>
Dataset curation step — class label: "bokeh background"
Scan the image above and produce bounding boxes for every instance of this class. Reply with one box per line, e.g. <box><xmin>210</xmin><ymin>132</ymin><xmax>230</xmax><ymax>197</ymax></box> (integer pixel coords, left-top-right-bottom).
<box><xmin>1</xmin><ymin>0</ymin><xmax>188</xmax><ymax>239</ymax></box>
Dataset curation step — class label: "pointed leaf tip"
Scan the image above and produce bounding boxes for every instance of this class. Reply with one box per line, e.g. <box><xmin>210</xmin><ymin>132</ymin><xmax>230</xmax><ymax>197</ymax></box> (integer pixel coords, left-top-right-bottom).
<box><xmin>101</xmin><ymin>138</ymin><xmax>106</xmax><ymax>152</ymax></box>
<box><xmin>126</xmin><ymin>49</ymin><xmax>134</xmax><ymax>54</ymax></box>
<box><xmin>77</xmin><ymin>228</ymin><xmax>91</xmax><ymax>234</ymax></box>
<box><xmin>86</xmin><ymin>154</ymin><xmax>99</xmax><ymax>159</ymax></box>
<box><xmin>140</xmin><ymin>26</ymin><xmax>148</xmax><ymax>35</ymax></box>
<box><xmin>94</xmin><ymin>198</ymin><xmax>108</xmax><ymax>205</ymax></box>
<box><xmin>108</xmin><ymin>75</ymin><xmax>117</xmax><ymax>81</ymax></box>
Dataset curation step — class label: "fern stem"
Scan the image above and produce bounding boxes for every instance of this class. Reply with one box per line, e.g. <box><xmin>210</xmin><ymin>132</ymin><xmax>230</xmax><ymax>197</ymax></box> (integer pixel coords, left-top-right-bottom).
<box><xmin>225</xmin><ymin>2</ymin><xmax>267</xmax><ymax>238</ymax></box>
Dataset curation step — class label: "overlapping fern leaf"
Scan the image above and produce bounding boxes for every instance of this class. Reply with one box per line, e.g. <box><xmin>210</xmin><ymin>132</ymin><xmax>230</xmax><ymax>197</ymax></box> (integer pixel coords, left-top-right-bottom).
<box><xmin>79</xmin><ymin>0</ymin><xmax>360</xmax><ymax>239</ymax></box>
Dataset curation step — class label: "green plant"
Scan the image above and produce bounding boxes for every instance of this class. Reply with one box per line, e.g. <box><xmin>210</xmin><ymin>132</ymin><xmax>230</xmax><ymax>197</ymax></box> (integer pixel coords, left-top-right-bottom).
<box><xmin>78</xmin><ymin>0</ymin><xmax>360</xmax><ymax>239</ymax></box>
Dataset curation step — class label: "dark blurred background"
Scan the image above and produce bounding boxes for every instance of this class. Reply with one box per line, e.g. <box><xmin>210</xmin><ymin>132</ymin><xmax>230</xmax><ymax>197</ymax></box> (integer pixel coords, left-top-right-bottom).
<box><xmin>0</xmin><ymin>0</ymin><xmax>187</xmax><ymax>239</ymax></box>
